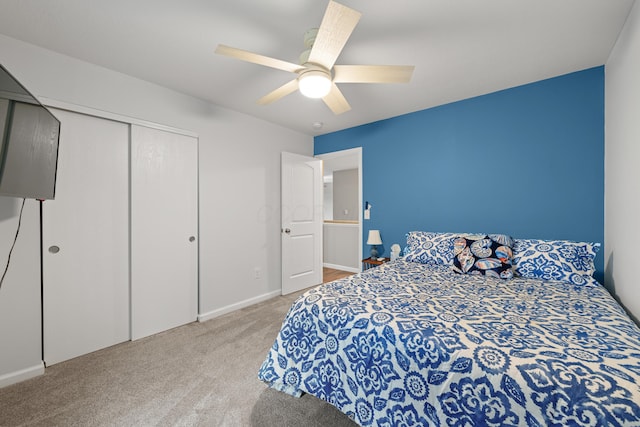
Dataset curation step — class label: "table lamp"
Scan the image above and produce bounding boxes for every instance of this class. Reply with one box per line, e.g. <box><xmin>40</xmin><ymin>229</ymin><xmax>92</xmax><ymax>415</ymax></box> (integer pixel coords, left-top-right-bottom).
<box><xmin>367</xmin><ymin>230</ymin><xmax>382</xmax><ymax>259</ymax></box>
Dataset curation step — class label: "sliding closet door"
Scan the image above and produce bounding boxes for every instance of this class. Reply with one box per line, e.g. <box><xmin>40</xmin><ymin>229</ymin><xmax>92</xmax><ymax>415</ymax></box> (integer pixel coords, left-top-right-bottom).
<box><xmin>43</xmin><ymin>110</ymin><xmax>129</xmax><ymax>365</ymax></box>
<box><xmin>131</xmin><ymin>125</ymin><xmax>198</xmax><ymax>340</ymax></box>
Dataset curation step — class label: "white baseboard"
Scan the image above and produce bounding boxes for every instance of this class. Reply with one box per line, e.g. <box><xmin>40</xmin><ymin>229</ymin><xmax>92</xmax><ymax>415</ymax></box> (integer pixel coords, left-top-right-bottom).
<box><xmin>0</xmin><ymin>362</ymin><xmax>45</xmax><ymax>388</ymax></box>
<box><xmin>323</xmin><ymin>263</ymin><xmax>360</xmax><ymax>274</ymax></box>
<box><xmin>198</xmin><ymin>290</ymin><xmax>281</xmax><ymax>322</ymax></box>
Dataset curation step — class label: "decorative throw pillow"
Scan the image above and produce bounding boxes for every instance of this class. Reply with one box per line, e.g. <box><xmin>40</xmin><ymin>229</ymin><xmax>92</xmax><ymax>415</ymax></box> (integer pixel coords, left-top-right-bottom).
<box><xmin>403</xmin><ymin>231</ymin><xmax>460</xmax><ymax>265</ymax></box>
<box><xmin>452</xmin><ymin>234</ymin><xmax>514</xmax><ymax>279</ymax></box>
<box><xmin>512</xmin><ymin>239</ymin><xmax>600</xmax><ymax>285</ymax></box>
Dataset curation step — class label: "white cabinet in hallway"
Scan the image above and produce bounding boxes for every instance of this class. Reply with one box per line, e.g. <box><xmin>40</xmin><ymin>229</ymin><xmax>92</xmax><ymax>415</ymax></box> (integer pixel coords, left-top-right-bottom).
<box><xmin>130</xmin><ymin>125</ymin><xmax>198</xmax><ymax>340</ymax></box>
<box><xmin>42</xmin><ymin>110</ymin><xmax>130</xmax><ymax>365</ymax></box>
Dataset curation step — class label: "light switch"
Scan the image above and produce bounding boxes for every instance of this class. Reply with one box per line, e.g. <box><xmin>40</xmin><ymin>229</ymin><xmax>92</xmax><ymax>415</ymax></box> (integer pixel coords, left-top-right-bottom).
<box><xmin>364</xmin><ymin>209</ymin><xmax>370</xmax><ymax>220</ymax></box>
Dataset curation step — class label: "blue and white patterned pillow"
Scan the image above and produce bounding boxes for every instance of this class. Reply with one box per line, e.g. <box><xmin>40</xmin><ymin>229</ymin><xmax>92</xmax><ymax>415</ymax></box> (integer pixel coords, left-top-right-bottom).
<box><xmin>512</xmin><ymin>239</ymin><xmax>600</xmax><ymax>285</ymax></box>
<box><xmin>452</xmin><ymin>234</ymin><xmax>514</xmax><ymax>279</ymax></box>
<box><xmin>403</xmin><ymin>231</ymin><xmax>458</xmax><ymax>265</ymax></box>
<box><xmin>404</xmin><ymin>231</ymin><xmax>484</xmax><ymax>265</ymax></box>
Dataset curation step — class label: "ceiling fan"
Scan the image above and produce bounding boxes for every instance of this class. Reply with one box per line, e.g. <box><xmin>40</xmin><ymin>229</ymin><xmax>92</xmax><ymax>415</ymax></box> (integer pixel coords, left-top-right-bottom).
<box><xmin>215</xmin><ymin>0</ymin><xmax>415</xmax><ymax>115</ymax></box>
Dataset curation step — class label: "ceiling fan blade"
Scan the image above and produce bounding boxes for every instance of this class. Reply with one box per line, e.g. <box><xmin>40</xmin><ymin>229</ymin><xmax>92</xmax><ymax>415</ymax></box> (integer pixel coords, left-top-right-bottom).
<box><xmin>322</xmin><ymin>83</ymin><xmax>351</xmax><ymax>115</ymax></box>
<box><xmin>333</xmin><ymin>65</ymin><xmax>415</xmax><ymax>83</ymax></box>
<box><xmin>257</xmin><ymin>79</ymin><xmax>299</xmax><ymax>105</ymax></box>
<box><xmin>215</xmin><ymin>44</ymin><xmax>303</xmax><ymax>74</ymax></box>
<box><xmin>308</xmin><ymin>1</ymin><xmax>361</xmax><ymax>70</ymax></box>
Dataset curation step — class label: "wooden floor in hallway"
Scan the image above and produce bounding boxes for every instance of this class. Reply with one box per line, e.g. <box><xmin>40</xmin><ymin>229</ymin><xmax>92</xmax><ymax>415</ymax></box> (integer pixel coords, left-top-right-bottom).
<box><xmin>323</xmin><ymin>267</ymin><xmax>355</xmax><ymax>283</ymax></box>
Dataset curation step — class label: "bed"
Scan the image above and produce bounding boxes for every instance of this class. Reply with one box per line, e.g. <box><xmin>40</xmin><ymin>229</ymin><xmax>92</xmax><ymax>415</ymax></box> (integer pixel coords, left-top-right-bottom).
<box><xmin>258</xmin><ymin>232</ymin><xmax>640</xmax><ymax>426</ymax></box>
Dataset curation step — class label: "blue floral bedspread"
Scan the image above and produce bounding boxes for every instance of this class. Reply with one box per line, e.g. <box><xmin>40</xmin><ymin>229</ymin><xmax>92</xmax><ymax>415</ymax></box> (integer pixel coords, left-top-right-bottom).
<box><xmin>258</xmin><ymin>259</ymin><xmax>640</xmax><ymax>426</ymax></box>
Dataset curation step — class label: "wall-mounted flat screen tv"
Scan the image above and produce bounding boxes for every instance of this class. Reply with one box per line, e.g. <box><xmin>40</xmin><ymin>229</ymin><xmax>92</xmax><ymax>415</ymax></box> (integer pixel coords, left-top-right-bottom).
<box><xmin>0</xmin><ymin>64</ymin><xmax>60</xmax><ymax>200</ymax></box>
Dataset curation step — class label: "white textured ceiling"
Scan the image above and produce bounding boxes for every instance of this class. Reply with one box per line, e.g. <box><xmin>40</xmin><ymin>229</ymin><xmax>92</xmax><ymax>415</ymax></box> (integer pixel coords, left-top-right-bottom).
<box><xmin>0</xmin><ymin>0</ymin><xmax>634</xmax><ymax>135</ymax></box>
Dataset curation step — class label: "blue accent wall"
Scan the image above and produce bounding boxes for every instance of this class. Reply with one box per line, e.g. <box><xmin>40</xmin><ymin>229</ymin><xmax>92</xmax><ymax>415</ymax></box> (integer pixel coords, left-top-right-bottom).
<box><xmin>315</xmin><ymin>67</ymin><xmax>605</xmax><ymax>281</ymax></box>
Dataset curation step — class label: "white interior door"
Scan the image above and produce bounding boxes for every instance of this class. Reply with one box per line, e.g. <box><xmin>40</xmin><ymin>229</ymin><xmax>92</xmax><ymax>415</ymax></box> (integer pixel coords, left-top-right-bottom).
<box><xmin>281</xmin><ymin>152</ymin><xmax>323</xmax><ymax>295</ymax></box>
<box><xmin>131</xmin><ymin>125</ymin><xmax>198</xmax><ymax>340</ymax></box>
<box><xmin>43</xmin><ymin>109</ymin><xmax>129</xmax><ymax>365</ymax></box>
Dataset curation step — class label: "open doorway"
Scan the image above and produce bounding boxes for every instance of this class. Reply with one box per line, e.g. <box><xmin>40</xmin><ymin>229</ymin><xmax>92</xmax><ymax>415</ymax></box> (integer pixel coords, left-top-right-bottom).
<box><xmin>316</xmin><ymin>148</ymin><xmax>362</xmax><ymax>274</ymax></box>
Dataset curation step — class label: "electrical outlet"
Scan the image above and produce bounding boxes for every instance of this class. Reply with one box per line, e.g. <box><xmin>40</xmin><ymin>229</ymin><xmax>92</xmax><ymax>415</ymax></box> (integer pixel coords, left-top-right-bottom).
<box><xmin>254</xmin><ymin>267</ymin><xmax>261</xmax><ymax>279</ymax></box>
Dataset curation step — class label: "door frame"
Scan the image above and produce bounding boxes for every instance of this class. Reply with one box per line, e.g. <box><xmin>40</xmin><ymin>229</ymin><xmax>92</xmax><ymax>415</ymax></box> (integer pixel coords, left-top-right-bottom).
<box><xmin>315</xmin><ymin>147</ymin><xmax>363</xmax><ymax>272</ymax></box>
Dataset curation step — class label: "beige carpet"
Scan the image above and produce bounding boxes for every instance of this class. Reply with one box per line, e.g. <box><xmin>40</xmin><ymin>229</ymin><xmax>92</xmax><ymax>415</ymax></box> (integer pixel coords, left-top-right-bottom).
<box><xmin>0</xmin><ymin>288</ymin><xmax>357</xmax><ymax>427</ymax></box>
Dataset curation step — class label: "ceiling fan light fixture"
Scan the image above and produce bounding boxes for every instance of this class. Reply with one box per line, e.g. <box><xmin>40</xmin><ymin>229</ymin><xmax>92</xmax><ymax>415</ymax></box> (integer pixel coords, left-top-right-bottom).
<box><xmin>298</xmin><ymin>69</ymin><xmax>331</xmax><ymax>99</ymax></box>
<box><xmin>215</xmin><ymin>1</ymin><xmax>412</xmax><ymax>114</ymax></box>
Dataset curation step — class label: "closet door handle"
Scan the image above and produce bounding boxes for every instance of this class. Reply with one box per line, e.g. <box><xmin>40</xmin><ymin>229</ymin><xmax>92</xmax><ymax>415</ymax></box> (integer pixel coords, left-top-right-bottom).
<box><xmin>189</xmin><ymin>236</ymin><xmax>196</xmax><ymax>242</ymax></box>
<box><xmin>48</xmin><ymin>245</ymin><xmax>60</xmax><ymax>254</ymax></box>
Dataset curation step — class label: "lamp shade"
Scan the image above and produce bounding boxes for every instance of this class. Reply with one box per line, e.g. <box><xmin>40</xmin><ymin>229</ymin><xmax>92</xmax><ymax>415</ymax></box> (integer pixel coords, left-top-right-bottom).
<box><xmin>367</xmin><ymin>230</ymin><xmax>382</xmax><ymax>245</ymax></box>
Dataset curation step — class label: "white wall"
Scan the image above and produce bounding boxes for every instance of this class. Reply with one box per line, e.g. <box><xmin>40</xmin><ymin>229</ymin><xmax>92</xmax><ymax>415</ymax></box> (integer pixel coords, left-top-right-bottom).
<box><xmin>323</xmin><ymin>181</ymin><xmax>333</xmax><ymax>220</ymax></box>
<box><xmin>323</xmin><ymin>222</ymin><xmax>360</xmax><ymax>272</ymax></box>
<box><xmin>0</xmin><ymin>34</ymin><xmax>313</xmax><ymax>382</ymax></box>
<box><xmin>605</xmin><ymin>1</ymin><xmax>640</xmax><ymax>322</ymax></box>
<box><xmin>332</xmin><ymin>169</ymin><xmax>358</xmax><ymax>221</ymax></box>
<box><xmin>0</xmin><ymin>199</ymin><xmax>42</xmax><ymax>386</ymax></box>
